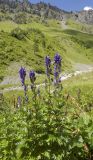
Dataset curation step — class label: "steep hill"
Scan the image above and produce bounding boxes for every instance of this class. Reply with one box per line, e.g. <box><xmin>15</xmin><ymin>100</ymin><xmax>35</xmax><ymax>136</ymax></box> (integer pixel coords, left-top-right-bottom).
<box><xmin>0</xmin><ymin>20</ymin><xmax>93</xmax><ymax>83</ymax></box>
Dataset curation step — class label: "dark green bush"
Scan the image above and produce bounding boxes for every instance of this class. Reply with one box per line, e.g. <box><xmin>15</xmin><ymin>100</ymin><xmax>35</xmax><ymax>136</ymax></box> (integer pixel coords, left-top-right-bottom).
<box><xmin>11</xmin><ymin>28</ymin><xmax>27</xmax><ymax>40</ymax></box>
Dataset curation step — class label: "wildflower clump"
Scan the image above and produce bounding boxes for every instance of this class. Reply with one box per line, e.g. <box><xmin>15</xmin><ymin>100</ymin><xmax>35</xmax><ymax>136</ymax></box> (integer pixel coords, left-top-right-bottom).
<box><xmin>29</xmin><ymin>70</ymin><xmax>37</xmax><ymax>103</ymax></box>
<box><xmin>19</xmin><ymin>67</ymin><xmax>26</xmax><ymax>86</ymax></box>
<box><xmin>45</xmin><ymin>56</ymin><xmax>51</xmax><ymax>78</ymax></box>
<box><xmin>29</xmin><ymin>70</ymin><xmax>36</xmax><ymax>90</ymax></box>
<box><xmin>1</xmin><ymin>52</ymin><xmax>93</xmax><ymax>160</ymax></box>
<box><xmin>19</xmin><ymin>67</ymin><xmax>28</xmax><ymax>103</ymax></box>
<box><xmin>54</xmin><ymin>53</ymin><xmax>62</xmax><ymax>85</ymax></box>
<box><xmin>29</xmin><ymin>71</ymin><xmax>36</xmax><ymax>84</ymax></box>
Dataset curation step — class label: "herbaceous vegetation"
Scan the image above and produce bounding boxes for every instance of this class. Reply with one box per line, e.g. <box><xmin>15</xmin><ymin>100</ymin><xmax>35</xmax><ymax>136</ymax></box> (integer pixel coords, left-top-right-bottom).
<box><xmin>0</xmin><ymin>54</ymin><xmax>93</xmax><ymax>160</ymax></box>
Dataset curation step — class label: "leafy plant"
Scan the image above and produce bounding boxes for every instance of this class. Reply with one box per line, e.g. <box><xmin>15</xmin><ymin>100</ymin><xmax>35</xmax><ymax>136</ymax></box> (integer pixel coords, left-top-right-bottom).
<box><xmin>11</xmin><ymin>27</ymin><xmax>27</xmax><ymax>40</ymax></box>
<box><xmin>0</xmin><ymin>54</ymin><xmax>93</xmax><ymax>159</ymax></box>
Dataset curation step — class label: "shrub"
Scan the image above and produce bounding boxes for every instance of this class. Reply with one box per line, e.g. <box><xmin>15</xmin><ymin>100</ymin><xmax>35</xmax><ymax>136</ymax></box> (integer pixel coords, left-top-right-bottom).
<box><xmin>13</xmin><ymin>13</ymin><xmax>27</xmax><ymax>24</ymax></box>
<box><xmin>11</xmin><ymin>28</ymin><xmax>27</xmax><ymax>40</ymax></box>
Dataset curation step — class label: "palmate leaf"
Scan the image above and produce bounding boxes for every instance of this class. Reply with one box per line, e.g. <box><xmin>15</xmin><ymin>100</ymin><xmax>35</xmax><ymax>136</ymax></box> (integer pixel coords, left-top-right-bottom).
<box><xmin>46</xmin><ymin>134</ymin><xmax>57</xmax><ymax>145</ymax></box>
<box><xmin>72</xmin><ymin>141</ymin><xmax>84</xmax><ymax>148</ymax></box>
<box><xmin>16</xmin><ymin>140</ymin><xmax>26</xmax><ymax>159</ymax></box>
<box><xmin>83</xmin><ymin>114</ymin><xmax>90</xmax><ymax>125</ymax></box>
<box><xmin>0</xmin><ymin>139</ymin><xmax>8</xmax><ymax>148</ymax></box>
<box><xmin>79</xmin><ymin>112</ymin><xmax>90</xmax><ymax>126</ymax></box>
<box><xmin>42</xmin><ymin>151</ymin><xmax>50</xmax><ymax>159</ymax></box>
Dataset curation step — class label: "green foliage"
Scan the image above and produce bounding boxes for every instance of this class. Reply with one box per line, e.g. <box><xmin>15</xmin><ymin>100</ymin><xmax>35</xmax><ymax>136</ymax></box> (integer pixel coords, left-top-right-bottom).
<box><xmin>0</xmin><ymin>86</ymin><xmax>93</xmax><ymax>160</ymax></box>
<box><xmin>11</xmin><ymin>27</ymin><xmax>27</xmax><ymax>40</ymax></box>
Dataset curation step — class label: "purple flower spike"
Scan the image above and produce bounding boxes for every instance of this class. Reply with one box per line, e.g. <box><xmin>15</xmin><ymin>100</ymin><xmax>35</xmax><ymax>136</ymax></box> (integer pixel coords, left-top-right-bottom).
<box><xmin>54</xmin><ymin>71</ymin><xmax>59</xmax><ymax>78</ymax></box>
<box><xmin>29</xmin><ymin>71</ymin><xmax>36</xmax><ymax>83</ymax></box>
<box><xmin>45</xmin><ymin>56</ymin><xmax>51</xmax><ymax>77</ymax></box>
<box><xmin>54</xmin><ymin>53</ymin><xmax>62</xmax><ymax>65</ymax></box>
<box><xmin>54</xmin><ymin>53</ymin><xmax>62</xmax><ymax>84</ymax></box>
<box><xmin>19</xmin><ymin>67</ymin><xmax>26</xmax><ymax>85</ymax></box>
<box><xmin>45</xmin><ymin>56</ymin><xmax>51</xmax><ymax>67</ymax></box>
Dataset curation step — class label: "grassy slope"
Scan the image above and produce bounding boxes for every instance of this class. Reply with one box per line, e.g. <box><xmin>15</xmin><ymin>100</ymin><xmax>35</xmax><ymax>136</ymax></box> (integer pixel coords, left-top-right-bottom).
<box><xmin>63</xmin><ymin>72</ymin><xmax>93</xmax><ymax>91</ymax></box>
<box><xmin>0</xmin><ymin>20</ymin><xmax>93</xmax><ymax>82</ymax></box>
<box><xmin>66</xmin><ymin>19</ymin><xmax>93</xmax><ymax>34</ymax></box>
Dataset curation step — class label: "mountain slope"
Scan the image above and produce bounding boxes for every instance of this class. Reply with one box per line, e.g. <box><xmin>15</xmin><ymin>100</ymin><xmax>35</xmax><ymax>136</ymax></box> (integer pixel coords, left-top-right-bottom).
<box><xmin>0</xmin><ymin>20</ymin><xmax>93</xmax><ymax>82</ymax></box>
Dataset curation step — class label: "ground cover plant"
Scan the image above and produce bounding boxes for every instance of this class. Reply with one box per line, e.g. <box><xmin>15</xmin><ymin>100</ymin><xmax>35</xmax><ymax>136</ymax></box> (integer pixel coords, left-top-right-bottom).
<box><xmin>0</xmin><ymin>54</ymin><xmax>93</xmax><ymax>160</ymax></box>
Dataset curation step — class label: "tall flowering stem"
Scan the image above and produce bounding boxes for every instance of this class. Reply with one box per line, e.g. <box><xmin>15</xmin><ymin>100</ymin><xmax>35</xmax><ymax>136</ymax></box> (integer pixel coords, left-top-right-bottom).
<box><xmin>29</xmin><ymin>71</ymin><xmax>36</xmax><ymax>102</ymax></box>
<box><xmin>19</xmin><ymin>67</ymin><xmax>26</xmax><ymax>86</ymax></box>
<box><xmin>45</xmin><ymin>56</ymin><xmax>51</xmax><ymax>98</ymax></box>
<box><xmin>53</xmin><ymin>53</ymin><xmax>63</xmax><ymax>105</ymax></box>
<box><xmin>45</xmin><ymin>56</ymin><xmax>51</xmax><ymax>78</ymax></box>
<box><xmin>29</xmin><ymin>70</ymin><xmax>38</xmax><ymax>118</ymax></box>
<box><xmin>54</xmin><ymin>53</ymin><xmax>62</xmax><ymax>86</ymax></box>
<box><xmin>19</xmin><ymin>67</ymin><xmax>28</xmax><ymax>103</ymax></box>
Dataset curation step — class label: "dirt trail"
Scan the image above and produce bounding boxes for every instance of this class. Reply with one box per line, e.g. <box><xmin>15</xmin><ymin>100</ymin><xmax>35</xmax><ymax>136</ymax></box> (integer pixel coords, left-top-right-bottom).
<box><xmin>1</xmin><ymin>64</ymin><xmax>93</xmax><ymax>93</ymax></box>
<box><xmin>60</xmin><ymin>64</ymin><xmax>93</xmax><ymax>81</ymax></box>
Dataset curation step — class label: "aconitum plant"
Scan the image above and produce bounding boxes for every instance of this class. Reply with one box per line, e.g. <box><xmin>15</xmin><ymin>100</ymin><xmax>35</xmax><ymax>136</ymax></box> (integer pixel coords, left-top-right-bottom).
<box><xmin>45</xmin><ymin>56</ymin><xmax>51</xmax><ymax>77</ymax></box>
<box><xmin>45</xmin><ymin>56</ymin><xmax>52</xmax><ymax>97</ymax></box>
<box><xmin>29</xmin><ymin>71</ymin><xmax>36</xmax><ymax>84</ymax></box>
<box><xmin>19</xmin><ymin>67</ymin><xmax>26</xmax><ymax>86</ymax></box>
<box><xmin>29</xmin><ymin>70</ymin><xmax>37</xmax><ymax>105</ymax></box>
<box><xmin>54</xmin><ymin>53</ymin><xmax>62</xmax><ymax>84</ymax></box>
<box><xmin>19</xmin><ymin>67</ymin><xmax>28</xmax><ymax>103</ymax></box>
<box><xmin>29</xmin><ymin>71</ymin><xmax>36</xmax><ymax>90</ymax></box>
